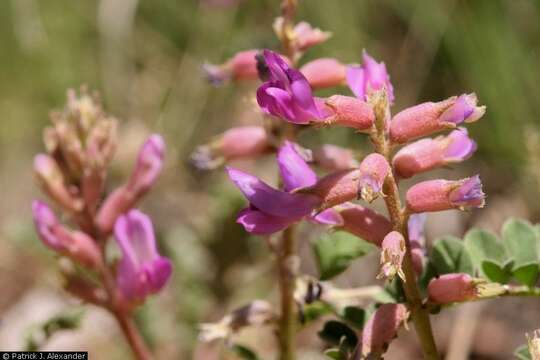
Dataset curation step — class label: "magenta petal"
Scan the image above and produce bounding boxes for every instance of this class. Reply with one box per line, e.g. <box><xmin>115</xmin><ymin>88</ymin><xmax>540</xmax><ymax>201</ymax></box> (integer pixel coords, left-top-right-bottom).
<box><xmin>311</xmin><ymin>208</ymin><xmax>344</xmax><ymax>226</ymax></box>
<box><xmin>346</xmin><ymin>66</ymin><xmax>366</xmax><ymax>99</ymax></box>
<box><xmin>237</xmin><ymin>207</ymin><xmax>294</xmax><ymax>235</ymax></box>
<box><xmin>227</xmin><ymin>167</ymin><xmax>320</xmax><ymax>218</ymax></box>
<box><xmin>287</xmin><ymin>69</ymin><xmax>321</xmax><ymax>119</ymax></box>
<box><xmin>439</xmin><ymin>95</ymin><xmax>474</xmax><ymax>124</ymax></box>
<box><xmin>277</xmin><ymin>141</ymin><xmax>317</xmax><ymax>192</ymax></box>
<box><xmin>146</xmin><ymin>257</ymin><xmax>173</xmax><ymax>292</ymax></box>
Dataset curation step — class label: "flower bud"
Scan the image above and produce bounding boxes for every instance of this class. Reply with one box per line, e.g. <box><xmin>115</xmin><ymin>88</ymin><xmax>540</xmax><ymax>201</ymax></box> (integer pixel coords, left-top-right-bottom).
<box><xmin>377</xmin><ymin>231</ymin><xmax>406</xmax><ymax>281</ymax></box>
<box><xmin>32</xmin><ymin>200</ymin><xmax>101</xmax><ymax>268</ymax></box>
<box><xmin>406</xmin><ymin>175</ymin><xmax>485</xmax><ymax>213</ymax></box>
<box><xmin>297</xmin><ymin>169</ymin><xmax>360</xmax><ymax>210</ymax></box>
<box><xmin>390</xmin><ymin>94</ymin><xmax>485</xmax><ymax>144</ymax></box>
<box><xmin>358</xmin><ymin>153</ymin><xmax>390</xmax><ymax>203</ymax></box>
<box><xmin>428</xmin><ymin>273</ymin><xmax>478</xmax><ymax>304</ymax></box>
<box><xmin>273</xmin><ymin>18</ymin><xmax>331</xmax><ymax>53</ymax></box>
<box><xmin>190</xmin><ymin>126</ymin><xmax>272</xmax><ymax>170</ymax></box>
<box><xmin>34</xmin><ymin>154</ymin><xmax>83</xmax><ymax>213</ymax></box>
<box><xmin>312</xmin><ymin>144</ymin><xmax>359</xmax><ymax>171</ymax></box>
<box><xmin>300</xmin><ymin>58</ymin><xmax>346</xmax><ymax>89</ymax></box>
<box><xmin>393</xmin><ymin>128</ymin><xmax>477</xmax><ymax>178</ymax></box>
<box><xmin>335</xmin><ymin>203</ymin><xmax>392</xmax><ymax>246</ymax></box>
<box><xmin>202</xmin><ymin>49</ymin><xmax>260</xmax><ymax>85</ymax></box>
<box><xmin>346</xmin><ymin>50</ymin><xmax>394</xmax><ymax>103</ymax></box>
<box><xmin>361</xmin><ymin>303</ymin><xmax>409</xmax><ymax>358</ymax></box>
<box><xmin>199</xmin><ymin>300</ymin><xmax>275</xmax><ymax>342</ymax></box>
<box><xmin>323</xmin><ymin>95</ymin><xmax>375</xmax><ymax>131</ymax></box>
<box><xmin>127</xmin><ymin>134</ymin><xmax>165</xmax><ymax>195</ymax></box>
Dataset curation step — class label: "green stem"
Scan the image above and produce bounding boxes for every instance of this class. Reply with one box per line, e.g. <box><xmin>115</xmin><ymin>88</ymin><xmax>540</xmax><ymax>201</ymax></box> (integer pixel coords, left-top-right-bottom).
<box><xmin>278</xmin><ymin>225</ymin><xmax>297</xmax><ymax>360</ymax></box>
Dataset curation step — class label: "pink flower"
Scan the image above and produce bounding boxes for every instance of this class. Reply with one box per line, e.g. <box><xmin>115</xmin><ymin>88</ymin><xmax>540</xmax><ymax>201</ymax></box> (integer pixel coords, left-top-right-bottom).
<box><xmin>358</xmin><ymin>153</ymin><xmax>390</xmax><ymax>202</ymax></box>
<box><xmin>335</xmin><ymin>203</ymin><xmax>392</xmax><ymax>246</ymax></box>
<box><xmin>346</xmin><ymin>50</ymin><xmax>394</xmax><ymax>103</ymax></box>
<box><xmin>114</xmin><ymin>210</ymin><xmax>172</xmax><ymax>302</ymax></box>
<box><xmin>32</xmin><ymin>200</ymin><xmax>101</xmax><ymax>268</ymax></box>
<box><xmin>377</xmin><ymin>231</ymin><xmax>406</xmax><ymax>281</ymax></box>
<box><xmin>428</xmin><ymin>273</ymin><xmax>478</xmax><ymax>304</ymax></box>
<box><xmin>298</xmin><ymin>169</ymin><xmax>360</xmax><ymax>211</ymax></box>
<box><xmin>300</xmin><ymin>58</ymin><xmax>346</xmax><ymax>89</ymax></box>
<box><xmin>361</xmin><ymin>303</ymin><xmax>409</xmax><ymax>358</ymax></box>
<box><xmin>322</xmin><ymin>95</ymin><xmax>375</xmax><ymax>131</ymax></box>
<box><xmin>290</xmin><ymin>21</ymin><xmax>331</xmax><ymax>51</ymax></box>
<box><xmin>393</xmin><ymin>128</ymin><xmax>477</xmax><ymax>178</ymax></box>
<box><xmin>203</xmin><ymin>49</ymin><xmax>260</xmax><ymax>85</ymax></box>
<box><xmin>390</xmin><ymin>94</ymin><xmax>485</xmax><ymax>144</ymax></box>
<box><xmin>406</xmin><ymin>175</ymin><xmax>485</xmax><ymax>213</ymax></box>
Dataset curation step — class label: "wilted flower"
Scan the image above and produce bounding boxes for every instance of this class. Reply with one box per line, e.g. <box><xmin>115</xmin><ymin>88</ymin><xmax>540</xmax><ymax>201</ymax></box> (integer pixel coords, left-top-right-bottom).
<box><xmin>114</xmin><ymin>209</ymin><xmax>172</xmax><ymax>302</ymax></box>
<box><xmin>377</xmin><ymin>231</ymin><xmax>406</xmax><ymax>281</ymax></box>
<box><xmin>406</xmin><ymin>175</ymin><xmax>485</xmax><ymax>213</ymax></box>
<box><xmin>203</xmin><ymin>49</ymin><xmax>260</xmax><ymax>85</ymax></box>
<box><xmin>312</xmin><ymin>144</ymin><xmax>359</xmax><ymax>171</ymax></box>
<box><xmin>96</xmin><ymin>135</ymin><xmax>165</xmax><ymax>234</ymax></box>
<box><xmin>32</xmin><ymin>200</ymin><xmax>101</xmax><ymax>268</ymax></box>
<box><xmin>257</xmin><ymin>50</ymin><xmax>323</xmax><ymax>124</ymax></box>
<box><xmin>360</xmin><ymin>303</ymin><xmax>409</xmax><ymax>358</ymax></box>
<box><xmin>390</xmin><ymin>94</ymin><xmax>486</xmax><ymax>144</ymax></box>
<box><xmin>358</xmin><ymin>153</ymin><xmax>390</xmax><ymax>203</ymax></box>
<box><xmin>346</xmin><ymin>50</ymin><xmax>394</xmax><ymax>103</ymax></box>
<box><xmin>322</xmin><ymin>95</ymin><xmax>375</xmax><ymax>131</ymax></box>
<box><xmin>393</xmin><ymin>128</ymin><xmax>477</xmax><ymax>178</ymax></box>
<box><xmin>300</xmin><ymin>58</ymin><xmax>346</xmax><ymax>89</ymax></box>
<box><xmin>199</xmin><ymin>300</ymin><xmax>275</xmax><ymax>342</ymax></box>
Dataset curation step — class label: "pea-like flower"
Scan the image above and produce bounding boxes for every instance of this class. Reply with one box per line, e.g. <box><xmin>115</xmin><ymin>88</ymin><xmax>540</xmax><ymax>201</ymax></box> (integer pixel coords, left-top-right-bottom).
<box><xmin>427</xmin><ymin>273</ymin><xmax>478</xmax><ymax>304</ymax></box>
<box><xmin>114</xmin><ymin>209</ymin><xmax>172</xmax><ymax>302</ymax></box>
<box><xmin>390</xmin><ymin>94</ymin><xmax>486</xmax><ymax>144</ymax></box>
<box><xmin>406</xmin><ymin>175</ymin><xmax>485</xmax><ymax>213</ymax></box>
<box><xmin>346</xmin><ymin>50</ymin><xmax>394</xmax><ymax>103</ymax></box>
<box><xmin>32</xmin><ymin>200</ymin><xmax>101</xmax><ymax>268</ymax></box>
<box><xmin>322</xmin><ymin>95</ymin><xmax>375</xmax><ymax>131</ymax></box>
<box><xmin>358</xmin><ymin>153</ymin><xmax>390</xmax><ymax>203</ymax></box>
<box><xmin>335</xmin><ymin>203</ymin><xmax>392</xmax><ymax>247</ymax></box>
<box><xmin>203</xmin><ymin>49</ymin><xmax>260</xmax><ymax>85</ymax></box>
<box><xmin>257</xmin><ymin>50</ymin><xmax>323</xmax><ymax>124</ymax></box>
<box><xmin>228</xmin><ymin>141</ymin><xmax>341</xmax><ymax>235</ymax></box>
<box><xmin>97</xmin><ymin>135</ymin><xmax>165</xmax><ymax>234</ymax></box>
<box><xmin>190</xmin><ymin>126</ymin><xmax>272</xmax><ymax>170</ymax></box>
<box><xmin>393</xmin><ymin>128</ymin><xmax>477</xmax><ymax>178</ymax></box>
<box><xmin>300</xmin><ymin>58</ymin><xmax>346</xmax><ymax>90</ymax></box>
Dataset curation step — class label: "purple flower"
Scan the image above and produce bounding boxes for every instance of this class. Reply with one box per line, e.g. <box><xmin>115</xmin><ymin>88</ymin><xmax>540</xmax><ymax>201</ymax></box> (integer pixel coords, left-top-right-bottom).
<box><xmin>448</xmin><ymin>175</ymin><xmax>485</xmax><ymax>209</ymax></box>
<box><xmin>408</xmin><ymin>213</ymin><xmax>426</xmax><ymax>246</ymax></box>
<box><xmin>256</xmin><ymin>50</ymin><xmax>322</xmax><ymax>124</ymax></box>
<box><xmin>227</xmin><ymin>141</ymin><xmax>342</xmax><ymax>235</ymax></box>
<box><xmin>114</xmin><ymin>209</ymin><xmax>172</xmax><ymax>301</ymax></box>
<box><xmin>346</xmin><ymin>50</ymin><xmax>394</xmax><ymax>103</ymax></box>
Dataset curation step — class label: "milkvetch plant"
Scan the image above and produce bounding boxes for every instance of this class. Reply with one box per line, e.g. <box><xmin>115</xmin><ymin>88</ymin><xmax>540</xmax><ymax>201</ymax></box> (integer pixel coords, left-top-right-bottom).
<box><xmin>193</xmin><ymin>1</ymin><xmax>540</xmax><ymax>360</ymax></box>
<box><xmin>32</xmin><ymin>88</ymin><xmax>170</xmax><ymax>360</ymax></box>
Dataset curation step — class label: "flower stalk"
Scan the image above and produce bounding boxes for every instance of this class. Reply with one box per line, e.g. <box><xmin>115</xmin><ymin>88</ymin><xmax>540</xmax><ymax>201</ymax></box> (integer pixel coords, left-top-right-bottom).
<box><xmin>278</xmin><ymin>225</ymin><xmax>297</xmax><ymax>360</ymax></box>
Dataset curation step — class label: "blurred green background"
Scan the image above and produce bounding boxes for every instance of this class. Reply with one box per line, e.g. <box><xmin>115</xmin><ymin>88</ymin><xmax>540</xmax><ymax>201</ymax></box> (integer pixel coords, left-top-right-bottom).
<box><xmin>1</xmin><ymin>0</ymin><xmax>540</xmax><ymax>359</ymax></box>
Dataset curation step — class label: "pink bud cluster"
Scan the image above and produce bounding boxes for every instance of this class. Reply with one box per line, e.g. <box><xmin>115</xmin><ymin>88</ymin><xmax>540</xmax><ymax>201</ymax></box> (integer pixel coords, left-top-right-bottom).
<box><xmin>32</xmin><ymin>89</ymin><xmax>171</xmax><ymax>308</ymax></box>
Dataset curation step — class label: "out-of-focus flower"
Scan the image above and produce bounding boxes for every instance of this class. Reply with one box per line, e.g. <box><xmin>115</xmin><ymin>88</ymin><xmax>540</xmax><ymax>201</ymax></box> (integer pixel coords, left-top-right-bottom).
<box><xmin>358</xmin><ymin>153</ymin><xmax>390</xmax><ymax>203</ymax></box>
<box><xmin>428</xmin><ymin>273</ymin><xmax>478</xmax><ymax>304</ymax></box>
<box><xmin>527</xmin><ymin>330</ymin><xmax>540</xmax><ymax>360</ymax></box>
<box><xmin>390</xmin><ymin>94</ymin><xmax>485</xmax><ymax>144</ymax></box>
<box><xmin>393</xmin><ymin>128</ymin><xmax>477</xmax><ymax>178</ymax></box>
<box><xmin>114</xmin><ymin>209</ymin><xmax>172</xmax><ymax>302</ymax></box>
<box><xmin>199</xmin><ymin>300</ymin><xmax>275</xmax><ymax>342</ymax></box>
<box><xmin>32</xmin><ymin>200</ymin><xmax>101</xmax><ymax>268</ymax></box>
<box><xmin>300</xmin><ymin>58</ymin><xmax>346</xmax><ymax>89</ymax></box>
<box><xmin>334</xmin><ymin>203</ymin><xmax>392</xmax><ymax>246</ymax></box>
<box><xmin>360</xmin><ymin>303</ymin><xmax>409</xmax><ymax>358</ymax></box>
<box><xmin>191</xmin><ymin>126</ymin><xmax>272</xmax><ymax>170</ymax></box>
<box><xmin>96</xmin><ymin>135</ymin><xmax>165</xmax><ymax>234</ymax></box>
<box><xmin>408</xmin><ymin>214</ymin><xmax>427</xmax><ymax>275</ymax></box>
<box><xmin>322</xmin><ymin>95</ymin><xmax>375</xmax><ymax>131</ymax></box>
<box><xmin>203</xmin><ymin>49</ymin><xmax>260</xmax><ymax>85</ymax></box>
<box><xmin>312</xmin><ymin>144</ymin><xmax>359</xmax><ymax>171</ymax></box>
<box><xmin>406</xmin><ymin>175</ymin><xmax>485</xmax><ymax>213</ymax></box>
<box><xmin>257</xmin><ymin>50</ymin><xmax>323</xmax><ymax>124</ymax></box>
<box><xmin>377</xmin><ymin>231</ymin><xmax>406</xmax><ymax>281</ymax></box>
<box><xmin>273</xmin><ymin>18</ymin><xmax>331</xmax><ymax>53</ymax></box>
<box><xmin>346</xmin><ymin>50</ymin><xmax>394</xmax><ymax>103</ymax></box>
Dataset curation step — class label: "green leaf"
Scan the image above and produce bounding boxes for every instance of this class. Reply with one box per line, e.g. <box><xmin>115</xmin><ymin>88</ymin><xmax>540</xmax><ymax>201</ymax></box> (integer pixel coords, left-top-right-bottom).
<box><xmin>464</xmin><ymin>229</ymin><xmax>507</xmax><ymax>276</ymax></box>
<box><xmin>340</xmin><ymin>307</ymin><xmax>366</xmax><ymax>330</ymax></box>
<box><xmin>302</xmin><ymin>301</ymin><xmax>333</xmax><ymax>324</ymax></box>
<box><xmin>514</xmin><ymin>344</ymin><xmax>532</xmax><ymax>360</ymax></box>
<box><xmin>481</xmin><ymin>260</ymin><xmax>511</xmax><ymax>283</ymax></box>
<box><xmin>503</xmin><ymin>218</ymin><xmax>539</xmax><ymax>268</ymax></box>
<box><xmin>431</xmin><ymin>236</ymin><xmax>474</xmax><ymax>275</ymax></box>
<box><xmin>313</xmin><ymin>231</ymin><xmax>375</xmax><ymax>280</ymax></box>
<box><xmin>318</xmin><ymin>320</ymin><xmax>358</xmax><ymax>350</ymax></box>
<box><xmin>324</xmin><ymin>348</ymin><xmax>347</xmax><ymax>360</ymax></box>
<box><xmin>513</xmin><ymin>263</ymin><xmax>540</xmax><ymax>287</ymax></box>
<box><xmin>231</xmin><ymin>344</ymin><xmax>260</xmax><ymax>360</ymax></box>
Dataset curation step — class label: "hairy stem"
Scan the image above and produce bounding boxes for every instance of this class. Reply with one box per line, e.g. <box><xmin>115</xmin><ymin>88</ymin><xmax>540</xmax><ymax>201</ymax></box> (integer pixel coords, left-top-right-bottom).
<box><xmin>370</xmin><ymin>103</ymin><xmax>439</xmax><ymax>359</ymax></box>
<box><xmin>278</xmin><ymin>225</ymin><xmax>297</xmax><ymax>360</ymax></box>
